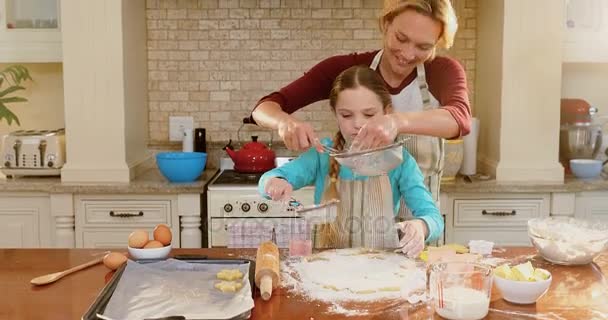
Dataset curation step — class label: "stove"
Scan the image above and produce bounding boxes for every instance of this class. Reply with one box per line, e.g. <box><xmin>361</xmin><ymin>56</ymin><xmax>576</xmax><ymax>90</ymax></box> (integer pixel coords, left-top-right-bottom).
<box><xmin>206</xmin><ymin>158</ymin><xmax>314</xmax><ymax>248</ymax></box>
<box><xmin>208</xmin><ymin>170</ymin><xmax>263</xmax><ymax>188</ymax></box>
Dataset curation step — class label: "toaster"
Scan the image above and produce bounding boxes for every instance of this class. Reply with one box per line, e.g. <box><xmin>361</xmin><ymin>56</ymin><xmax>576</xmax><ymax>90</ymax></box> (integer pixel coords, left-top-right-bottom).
<box><xmin>1</xmin><ymin>129</ymin><xmax>66</xmax><ymax>176</ymax></box>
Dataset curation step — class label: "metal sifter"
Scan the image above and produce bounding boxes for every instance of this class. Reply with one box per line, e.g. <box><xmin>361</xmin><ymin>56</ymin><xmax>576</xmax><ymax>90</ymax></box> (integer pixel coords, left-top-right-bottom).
<box><xmin>325</xmin><ymin>138</ymin><xmax>410</xmax><ymax>176</ymax></box>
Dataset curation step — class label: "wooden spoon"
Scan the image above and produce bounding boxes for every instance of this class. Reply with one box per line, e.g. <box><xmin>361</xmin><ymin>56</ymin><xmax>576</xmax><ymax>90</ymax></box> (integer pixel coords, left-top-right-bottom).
<box><xmin>30</xmin><ymin>256</ymin><xmax>104</xmax><ymax>286</ymax></box>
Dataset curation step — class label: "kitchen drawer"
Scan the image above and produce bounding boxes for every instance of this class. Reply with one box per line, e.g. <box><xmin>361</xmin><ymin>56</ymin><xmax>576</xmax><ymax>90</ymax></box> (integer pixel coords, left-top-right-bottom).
<box><xmin>81</xmin><ymin>200</ymin><xmax>171</xmax><ymax>227</ymax></box>
<box><xmin>454</xmin><ymin>198</ymin><xmax>543</xmax><ymax>227</ymax></box>
<box><xmin>82</xmin><ymin>230</ymin><xmax>136</xmax><ymax>248</ymax></box>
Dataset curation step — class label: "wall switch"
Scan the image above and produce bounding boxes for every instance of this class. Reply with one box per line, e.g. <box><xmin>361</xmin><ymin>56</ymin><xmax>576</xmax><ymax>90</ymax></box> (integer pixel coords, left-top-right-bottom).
<box><xmin>169</xmin><ymin>116</ymin><xmax>194</xmax><ymax>141</ymax></box>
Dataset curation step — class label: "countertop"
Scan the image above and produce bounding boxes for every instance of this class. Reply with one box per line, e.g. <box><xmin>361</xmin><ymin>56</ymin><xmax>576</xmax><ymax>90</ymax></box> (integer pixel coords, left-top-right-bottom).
<box><xmin>2</xmin><ymin>167</ymin><xmax>608</xmax><ymax>194</ymax></box>
<box><xmin>440</xmin><ymin>174</ymin><xmax>608</xmax><ymax>193</ymax></box>
<box><xmin>1</xmin><ymin>247</ymin><xmax>606</xmax><ymax>319</ymax></box>
<box><xmin>0</xmin><ymin>168</ymin><xmax>219</xmax><ymax>194</ymax></box>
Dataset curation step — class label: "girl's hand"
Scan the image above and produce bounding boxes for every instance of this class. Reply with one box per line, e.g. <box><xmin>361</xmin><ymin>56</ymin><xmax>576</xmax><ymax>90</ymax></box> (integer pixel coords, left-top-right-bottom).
<box><xmin>350</xmin><ymin>113</ymin><xmax>400</xmax><ymax>151</ymax></box>
<box><xmin>395</xmin><ymin>220</ymin><xmax>428</xmax><ymax>258</ymax></box>
<box><xmin>264</xmin><ymin>177</ymin><xmax>293</xmax><ymax>201</ymax></box>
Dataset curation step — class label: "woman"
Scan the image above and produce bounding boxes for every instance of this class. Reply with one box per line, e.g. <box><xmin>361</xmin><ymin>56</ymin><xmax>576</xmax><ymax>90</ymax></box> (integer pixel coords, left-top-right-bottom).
<box><xmin>251</xmin><ymin>0</ymin><xmax>470</xmax><ymax>226</ymax></box>
<box><xmin>260</xmin><ymin>66</ymin><xmax>443</xmax><ymax>256</ymax></box>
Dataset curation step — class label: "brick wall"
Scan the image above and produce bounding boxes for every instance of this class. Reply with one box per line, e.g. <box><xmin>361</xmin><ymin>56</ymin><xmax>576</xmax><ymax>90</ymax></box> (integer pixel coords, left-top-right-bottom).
<box><xmin>146</xmin><ymin>0</ymin><xmax>476</xmax><ymax>145</ymax></box>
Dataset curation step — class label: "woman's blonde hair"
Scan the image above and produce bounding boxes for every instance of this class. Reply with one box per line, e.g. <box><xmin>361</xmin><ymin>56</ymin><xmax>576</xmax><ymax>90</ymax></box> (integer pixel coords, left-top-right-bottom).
<box><xmin>316</xmin><ymin>66</ymin><xmax>392</xmax><ymax>248</ymax></box>
<box><xmin>380</xmin><ymin>0</ymin><xmax>458</xmax><ymax>56</ymax></box>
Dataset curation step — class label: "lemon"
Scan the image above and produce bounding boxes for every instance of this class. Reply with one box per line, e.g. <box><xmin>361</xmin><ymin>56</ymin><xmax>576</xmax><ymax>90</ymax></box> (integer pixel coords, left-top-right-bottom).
<box><xmin>494</xmin><ymin>264</ymin><xmax>513</xmax><ymax>279</ymax></box>
<box><xmin>532</xmin><ymin>268</ymin><xmax>551</xmax><ymax>281</ymax></box>
<box><xmin>512</xmin><ymin>261</ymin><xmax>535</xmax><ymax>281</ymax></box>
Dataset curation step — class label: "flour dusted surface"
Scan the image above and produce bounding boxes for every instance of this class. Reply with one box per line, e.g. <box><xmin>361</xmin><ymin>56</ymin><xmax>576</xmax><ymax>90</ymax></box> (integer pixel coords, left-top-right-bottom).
<box><xmin>280</xmin><ymin>248</ymin><xmax>426</xmax><ymax>315</ymax></box>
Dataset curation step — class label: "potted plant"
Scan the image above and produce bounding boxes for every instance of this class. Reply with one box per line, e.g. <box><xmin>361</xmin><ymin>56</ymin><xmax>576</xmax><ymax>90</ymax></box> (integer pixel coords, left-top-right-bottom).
<box><xmin>0</xmin><ymin>65</ymin><xmax>32</xmax><ymax>126</ymax></box>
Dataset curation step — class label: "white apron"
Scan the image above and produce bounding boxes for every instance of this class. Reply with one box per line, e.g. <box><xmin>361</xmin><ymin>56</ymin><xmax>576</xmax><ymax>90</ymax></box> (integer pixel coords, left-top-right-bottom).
<box><xmin>369</xmin><ymin>50</ymin><xmax>444</xmax><ymax>220</ymax></box>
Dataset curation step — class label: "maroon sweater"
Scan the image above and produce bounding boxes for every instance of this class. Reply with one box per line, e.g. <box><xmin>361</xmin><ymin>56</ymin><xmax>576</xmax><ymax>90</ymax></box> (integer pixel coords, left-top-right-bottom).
<box><xmin>250</xmin><ymin>50</ymin><xmax>471</xmax><ymax>137</ymax></box>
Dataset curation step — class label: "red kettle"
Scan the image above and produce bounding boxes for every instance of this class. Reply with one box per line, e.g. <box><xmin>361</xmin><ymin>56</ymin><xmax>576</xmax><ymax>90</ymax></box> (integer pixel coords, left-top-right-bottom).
<box><xmin>224</xmin><ymin>136</ymin><xmax>276</xmax><ymax>173</ymax></box>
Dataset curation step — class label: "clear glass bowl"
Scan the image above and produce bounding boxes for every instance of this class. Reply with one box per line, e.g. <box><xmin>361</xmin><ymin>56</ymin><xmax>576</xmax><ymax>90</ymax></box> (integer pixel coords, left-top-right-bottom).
<box><xmin>528</xmin><ymin>217</ymin><xmax>608</xmax><ymax>265</ymax></box>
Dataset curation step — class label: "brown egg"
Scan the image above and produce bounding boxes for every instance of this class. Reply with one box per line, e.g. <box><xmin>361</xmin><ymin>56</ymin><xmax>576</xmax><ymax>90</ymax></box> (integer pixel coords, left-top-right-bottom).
<box><xmin>153</xmin><ymin>224</ymin><xmax>172</xmax><ymax>246</ymax></box>
<box><xmin>128</xmin><ymin>230</ymin><xmax>149</xmax><ymax>248</ymax></box>
<box><xmin>144</xmin><ymin>240</ymin><xmax>164</xmax><ymax>249</ymax></box>
<box><xmin>103</xmin><ymin>252</ymin><xmax>128</xmax><ymax>270</ymax></box>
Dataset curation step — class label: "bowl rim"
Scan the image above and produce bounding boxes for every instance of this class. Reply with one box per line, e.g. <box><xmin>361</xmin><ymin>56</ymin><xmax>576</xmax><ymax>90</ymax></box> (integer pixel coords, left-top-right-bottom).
<box><xmin>569</xmin><ymin>159</ymin><xmax>603</xmax><ymax>165</ymax></box>
<box><xmin>128</xmin><ymin>243</ymin><xmax>172</xmax><ymax>251</ymax></box>
<box><xmin>528</xmin><ymin>217</ymin><xmax>608</xmax><ymax>242</ymax></box>
<box><xmin>156</xmin><ymin>151</ymin><xmax>207</xmax><ymax>159</ymax></box>
<box><xmin>493</xmin><ymin>270</ymin><xmax>552</xmax><ymax>285</ymax></box>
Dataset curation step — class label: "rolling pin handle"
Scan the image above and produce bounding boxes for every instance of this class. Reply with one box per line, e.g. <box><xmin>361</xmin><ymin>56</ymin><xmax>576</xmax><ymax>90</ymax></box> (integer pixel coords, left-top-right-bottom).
<box><xmin>260</xmin><ymin>274</ymin><xmax>273</xmax><ymax>301</ymax></box>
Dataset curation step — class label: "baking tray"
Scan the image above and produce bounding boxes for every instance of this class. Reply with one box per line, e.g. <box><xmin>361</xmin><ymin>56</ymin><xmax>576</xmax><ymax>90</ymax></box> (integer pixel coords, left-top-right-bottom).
<box><xmin>82</xmin><ymin>255</ymin><xmax>256</xmax><ymax>320</ymax></box>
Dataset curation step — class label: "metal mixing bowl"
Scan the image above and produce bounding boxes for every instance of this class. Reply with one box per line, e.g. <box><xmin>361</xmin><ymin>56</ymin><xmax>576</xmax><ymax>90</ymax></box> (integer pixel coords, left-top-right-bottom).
<box><xmin>559</xmin><ymin>123</ymin><xmax>602</xmax><ymax>161</ymax></box>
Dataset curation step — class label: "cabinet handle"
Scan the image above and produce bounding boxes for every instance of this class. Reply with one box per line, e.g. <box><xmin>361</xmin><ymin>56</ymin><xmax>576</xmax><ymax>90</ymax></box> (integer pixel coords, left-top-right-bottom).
<box><xmin>109</xmin><ymin>211</ymin><xmax>144</xmax><ymax>217</ymax></box>
<box><xmin>482</xmin><ymin>209</ymin><xmax>516</xmax><ymax>216</ymax></box>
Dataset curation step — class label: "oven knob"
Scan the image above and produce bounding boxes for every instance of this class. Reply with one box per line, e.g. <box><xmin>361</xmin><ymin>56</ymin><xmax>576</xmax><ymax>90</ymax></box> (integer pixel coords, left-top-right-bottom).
<box><xmin>223</xmin><ymin>204</ymin><xmax>233</xmax><ymax>213</ymax></box>
<box><xmin>241</xmin><ymin>203</ymin><xmax>251</xmax><ymax>212</ymax></box>
<box><xmin>258</xmin><ymin>203</ymin><xmax>269</xmax><ymax>213</ymax></box>
<box><xmin>47</xmin><ymin>161</ymin><xmax>54</xmax><ymax>167</ymax></box>
<box><xmin>4</xmin><ymin>161</ymin><xmax>10</xmax><ymax>168</ymax></box>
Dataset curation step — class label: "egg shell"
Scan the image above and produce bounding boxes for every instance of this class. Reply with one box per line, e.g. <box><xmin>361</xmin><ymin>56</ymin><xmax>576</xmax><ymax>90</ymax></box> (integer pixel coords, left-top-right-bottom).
<box><xmin>128</xmin><ymin>230</ymin><xmax>149</xmax><ymax>248</ymax></box>
<box><xmin>103</xmin><ymin>252</ymin><xmax>128</xmax><ymax>270</ymax></box>
<box><xmin>144</xmin><ymin>240</ymin><xmax>164</xmax><ymax>249</ymax></box>
<box><xmin>153</xmin><ymin>224</ymin><xmax>172</xmax><ymax>246</ymax></box>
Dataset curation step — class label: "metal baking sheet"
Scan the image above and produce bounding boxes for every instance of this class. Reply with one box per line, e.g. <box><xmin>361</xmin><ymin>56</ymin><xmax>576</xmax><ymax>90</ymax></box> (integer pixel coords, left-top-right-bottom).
<box><xmin>82</xmin><ymin>257</ymin><xmax>255</xmax><ymax>320</ymax></box>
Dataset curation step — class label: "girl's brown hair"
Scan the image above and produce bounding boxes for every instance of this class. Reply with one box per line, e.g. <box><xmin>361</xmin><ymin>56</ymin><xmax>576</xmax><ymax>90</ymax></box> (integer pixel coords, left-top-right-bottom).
<box><xmin>380</xmin><ymin>0</ymin><xmax>458</xmax><ymax>58</ymax></box>
<box><xmin>317</xmin><ymin>66</ymin><xmax>392</xmax><ymax>248</ymax></box>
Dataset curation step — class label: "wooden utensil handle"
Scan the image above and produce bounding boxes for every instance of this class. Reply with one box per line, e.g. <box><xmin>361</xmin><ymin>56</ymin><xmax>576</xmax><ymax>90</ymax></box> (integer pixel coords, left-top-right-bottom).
<box><xmin>60</xmin><ymin>256</ymin><xmax>104</xmax><ymax>276</ymax></box>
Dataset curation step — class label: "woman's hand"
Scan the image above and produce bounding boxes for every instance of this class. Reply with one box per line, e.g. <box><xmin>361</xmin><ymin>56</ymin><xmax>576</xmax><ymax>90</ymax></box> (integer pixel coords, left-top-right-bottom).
<box><xmin>264</xmin><ymin>177</ymin><xmax>293</xmax><ymax>201</ymax></box>
<box><xmin>277</xmin><ymin>116</ymin><xmax>321</xmax><ymax>151</ymax></box>
<box><xmin>395</xmin><ymin>219</ymin><xmax>428</xmax><ymax>258</ymax></box>
<box><xmin>351</xmin><ymin>113</ymin><xmax>402</xmax><ymax>151</ymax></box>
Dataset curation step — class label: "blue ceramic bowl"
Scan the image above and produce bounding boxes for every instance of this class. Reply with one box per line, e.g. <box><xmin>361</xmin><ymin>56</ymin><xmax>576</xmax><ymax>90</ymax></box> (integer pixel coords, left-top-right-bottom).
<box><xmin>156</xmin><ymin>152</ymin><xmax>207</xmax><ymax>182</ymax></box>
<box><xmin>570</xmin><ymin>159</ymin><xmax>602</xmax><ymax>179</ymax></box>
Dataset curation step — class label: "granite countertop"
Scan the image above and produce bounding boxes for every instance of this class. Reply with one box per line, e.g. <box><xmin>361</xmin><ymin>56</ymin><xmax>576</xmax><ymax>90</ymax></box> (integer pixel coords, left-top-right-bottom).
<box><xmin>0</xmin><ymin>168</ymin><xmax>219</xmax><ymax>194</ymax></box>
<box><xmin>2</xmin><ymin>167</ymin><xmax>608</xmax><ymax>194</ymax></box>
<box><xmin>440</xmin><ymin>174</ymin><xmax>608</xmax><ymax>193</ymax></box>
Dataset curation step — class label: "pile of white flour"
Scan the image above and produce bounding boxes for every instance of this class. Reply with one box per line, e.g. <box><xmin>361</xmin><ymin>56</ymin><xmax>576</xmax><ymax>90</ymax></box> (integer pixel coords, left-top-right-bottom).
<box><xmin>280</xmin><ymin>248</ymin><xmax>426</xmax><ymax>315</ymax></box>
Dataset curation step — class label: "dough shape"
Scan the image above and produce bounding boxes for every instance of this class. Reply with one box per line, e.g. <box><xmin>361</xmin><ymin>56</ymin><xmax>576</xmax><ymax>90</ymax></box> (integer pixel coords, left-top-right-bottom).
<box><xmin>216</xmin><ymin>268</ymin><xmax>244</xmax><ymax>281</ymax></box>
<box><xmin>214</xmin><ymin>280</ymin><xmax>243</xmax><ymax>293</ymax></box>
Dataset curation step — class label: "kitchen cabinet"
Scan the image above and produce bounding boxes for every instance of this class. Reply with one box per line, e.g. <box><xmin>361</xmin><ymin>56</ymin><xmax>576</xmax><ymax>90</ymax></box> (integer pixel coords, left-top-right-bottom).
<box><xmin>0</xmin><ymin>0</ymin><xmax>62</xmax><ymax>62</ymax></box>
<box><xmin>575</xmin><ymin>191</ymin><xmax>608</xmax><ymax>221</ymax></box>
<box><xmin>443</xmin><ymin>193</ymin><xmax>551</xmax><ymax>246</ymax></box>
<box><xmin>75</xmin><ymin>194</ymin><xmax>202</xmax><ymax>248</ymax></box>
<box><xmin>0</xmin><ymin>193</ymin><xmax>52</xmax><ymax>247</ymax></box>
<box><xmin>563</xmin><ymin>0</ymin><xmax>608</xmax><ymax>63</ymax></box>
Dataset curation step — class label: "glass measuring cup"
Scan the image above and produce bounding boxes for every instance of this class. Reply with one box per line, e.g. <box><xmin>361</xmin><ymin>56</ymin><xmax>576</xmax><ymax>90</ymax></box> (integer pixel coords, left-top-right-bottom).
<box><xmin>428</xmin><ymin>262</ymin><xmax>493</xmax><ymax>320</ymax></box>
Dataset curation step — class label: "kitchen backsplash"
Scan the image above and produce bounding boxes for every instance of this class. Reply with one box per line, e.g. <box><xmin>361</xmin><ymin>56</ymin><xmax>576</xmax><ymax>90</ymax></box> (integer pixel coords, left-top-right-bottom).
<box><xmin>146</xmin><ymin>0</ymin><xmax>477</xmax><ymax>145</ymax></box>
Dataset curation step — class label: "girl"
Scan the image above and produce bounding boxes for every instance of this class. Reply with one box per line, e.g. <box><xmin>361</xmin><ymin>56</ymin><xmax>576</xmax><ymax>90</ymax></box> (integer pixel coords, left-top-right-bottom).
<box><xmin>258</xmin><ymin>66</ymin><xmax>443</xmax><ymax>257</ymax></box>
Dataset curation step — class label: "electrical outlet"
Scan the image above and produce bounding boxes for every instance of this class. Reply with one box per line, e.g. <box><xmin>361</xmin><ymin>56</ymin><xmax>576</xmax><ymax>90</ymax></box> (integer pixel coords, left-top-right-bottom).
<box><xmin>169</xmin><ymin>116</ymin><xmax>194</xmax><ymax>141</ymax></box>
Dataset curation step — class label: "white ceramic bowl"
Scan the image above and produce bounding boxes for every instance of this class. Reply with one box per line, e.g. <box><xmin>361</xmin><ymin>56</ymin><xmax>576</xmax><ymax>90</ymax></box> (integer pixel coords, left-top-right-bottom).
<box><xmin>494</xmin><ymin>272</ymin><xmax>552</xmax><ymax>304</ymax></box>
<box><xmin>128</xmin><ymin>244</ymin><xmax>172</xmax><ymax>260</ymax></box>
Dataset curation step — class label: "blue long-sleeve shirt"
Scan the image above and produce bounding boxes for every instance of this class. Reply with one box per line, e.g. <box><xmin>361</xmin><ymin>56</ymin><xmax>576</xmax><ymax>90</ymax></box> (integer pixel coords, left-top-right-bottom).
<box><xmin>258</xmin><ymin>139</ymin><xmax>444</xmax><ymax>243</ymax></box>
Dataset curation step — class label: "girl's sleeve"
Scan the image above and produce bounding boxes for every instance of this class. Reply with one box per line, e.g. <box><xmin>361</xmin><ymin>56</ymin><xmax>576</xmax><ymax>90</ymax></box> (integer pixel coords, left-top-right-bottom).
<box><xmin>397</xmin><ymin>151</ymin><xmax>444</xmax><ymax>243</ymax></box>
<box><xmin>258</xmin><ymin>147</ymin><xmax>320</xmax><ymax>198</ymax></box>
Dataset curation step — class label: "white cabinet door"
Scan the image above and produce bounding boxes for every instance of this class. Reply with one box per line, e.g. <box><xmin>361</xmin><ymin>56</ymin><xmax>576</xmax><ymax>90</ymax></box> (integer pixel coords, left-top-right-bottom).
<box><xmin>0</xmin><ymin>0</ymin><xmax>62</xmax><ymax>62</ymax></box>
<box><xmin>563</xmin><ymin>0</ymin><xmax>608</xmax><ymax>62</ymax></box>
<box><xmin>0</xmin><ymin>195</ymin><xmax>51</xmax><ymax>248</ymax></box>
<box><xmin>575</xmin><ymin>191</ymin><xmax>608</xmax><ymax>221</ymax></box>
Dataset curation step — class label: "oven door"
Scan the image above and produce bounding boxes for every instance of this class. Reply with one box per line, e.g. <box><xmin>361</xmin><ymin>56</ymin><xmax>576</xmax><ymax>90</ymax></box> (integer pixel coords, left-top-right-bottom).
<box><xmin>209</xmin><ymin>217</ymin><xmax>311</xmax><ymax>248</ymax></box>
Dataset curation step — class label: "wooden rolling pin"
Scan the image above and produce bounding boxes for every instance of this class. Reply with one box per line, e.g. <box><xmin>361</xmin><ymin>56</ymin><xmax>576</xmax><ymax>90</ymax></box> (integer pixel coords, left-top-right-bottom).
<box><xmin>255</xmin><ymin>241</ymin><xmax>280</xmax><ymax>301</ymax></box>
